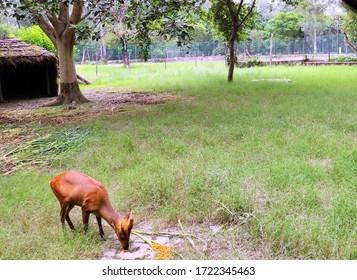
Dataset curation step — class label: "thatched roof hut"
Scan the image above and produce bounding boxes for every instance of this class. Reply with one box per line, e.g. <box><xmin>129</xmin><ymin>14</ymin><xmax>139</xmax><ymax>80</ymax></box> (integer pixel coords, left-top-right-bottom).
<box><xmin>0</xmin><ymin>37</ymin><xmax>58</xmax><ymax>102</ymax></box>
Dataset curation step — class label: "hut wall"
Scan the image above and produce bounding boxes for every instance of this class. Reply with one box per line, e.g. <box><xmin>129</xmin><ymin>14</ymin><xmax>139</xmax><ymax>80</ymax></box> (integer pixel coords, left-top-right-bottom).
<box><xmin>0</xmin><ymin>60</ymin><xmax>58</xmax><ymax>101</ymax></box>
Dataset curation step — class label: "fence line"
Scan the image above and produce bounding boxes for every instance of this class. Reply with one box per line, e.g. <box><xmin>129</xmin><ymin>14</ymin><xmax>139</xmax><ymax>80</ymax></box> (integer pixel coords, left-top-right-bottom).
<box><xmin>75</xmin><ymin>34</ymin><xmax>357</xmax><ymax>63</ymax></box>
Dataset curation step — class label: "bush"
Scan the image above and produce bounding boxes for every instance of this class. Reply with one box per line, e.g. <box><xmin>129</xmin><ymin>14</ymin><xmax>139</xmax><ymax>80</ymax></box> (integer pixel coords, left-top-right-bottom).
<box><xmin>246</xmin><ymin>57</ymin><xmax>265</xmax><ymax>67</ymax></box>
<box><xmin>0</xmin><ymin>24</ymin><xmax>9</xmax><ymax>37</ymax></box>
<box><xmin>17</xmin><ymin>25</ymin><xmax>56</xmax><ymax>53</ymax></box>
<box><xmin>334</xmin><ymin>56</ymin><xmax>357</xmax><ymax>62</ymax></box>
<box><xmin>236</xmin><ymin>57</ymin><xmax>265</xmax><ymax>68</ymax></box>
<box><xmin>0</xmin><ymin>23</ymin><xmax>18</xmax><ymax>38</ymax></box>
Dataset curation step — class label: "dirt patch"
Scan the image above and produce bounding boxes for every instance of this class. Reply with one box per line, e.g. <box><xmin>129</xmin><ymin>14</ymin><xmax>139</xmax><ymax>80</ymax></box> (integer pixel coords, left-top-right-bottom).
<box><xmin>309</xmin><ymin>157</ymin><xmax>333</xmax><ymax>169</ymax></box>
<box><xmin>99</xmin><ymin>219</ymin><xmax>270</xmax><ymax>260</ymax></box>
<box><xmin>0</xmin><ymin>89</ymin><xmax>183</xmax><ymax>126</ymax></box>
<box><xmin>0</xmin><ymin>89</ymin><xmax>183</xmax><ymax>174</ymax></box>
<box><xmin>0</xmin><ymin>89</ymin><xmax>182</xmax><ymax>146</ymax></box>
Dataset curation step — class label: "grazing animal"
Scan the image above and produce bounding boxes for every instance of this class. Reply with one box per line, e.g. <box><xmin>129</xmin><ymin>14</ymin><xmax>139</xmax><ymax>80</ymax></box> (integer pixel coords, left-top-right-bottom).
<box><xmin>50</xmin><ymin>171</ymin><xmax>133</xmax><ymax>250</ymax></box>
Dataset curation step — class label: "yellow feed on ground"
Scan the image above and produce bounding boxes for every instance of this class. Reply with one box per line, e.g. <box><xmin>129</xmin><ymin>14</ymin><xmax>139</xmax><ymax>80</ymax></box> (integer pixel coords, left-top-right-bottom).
<box><xmin>151</xmin><ymin>242</ymin><xmax>173</xmax><ymax>260</ymax></box>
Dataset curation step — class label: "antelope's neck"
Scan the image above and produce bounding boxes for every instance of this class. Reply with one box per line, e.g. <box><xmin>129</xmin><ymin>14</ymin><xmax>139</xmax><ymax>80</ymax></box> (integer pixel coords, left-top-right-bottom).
<box><xmin>99</xmin><ymin>205</ymin><xmax>120</xmax><ymax>228</ymax></box>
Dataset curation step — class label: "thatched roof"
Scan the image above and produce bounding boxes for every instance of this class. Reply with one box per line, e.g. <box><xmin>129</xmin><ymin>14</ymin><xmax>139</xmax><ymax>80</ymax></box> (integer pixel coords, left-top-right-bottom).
<box><xmin>0</xmin><ymin>37</ymin><xmax>57</xmax><ymax>68</ymax></box>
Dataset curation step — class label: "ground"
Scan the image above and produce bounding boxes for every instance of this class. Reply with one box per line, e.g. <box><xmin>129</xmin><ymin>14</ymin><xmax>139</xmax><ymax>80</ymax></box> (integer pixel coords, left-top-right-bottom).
<box><xmin>0</xmin><ymin>89</ymin><xmax>182</xmax><ymax>126</ymax></box>
<box><xmin>99</xmin><ymin>219</ymin><xmax>269</xmax><ymax>260</ymax></box>
<box><xmin>0</xmin><ymin>89</ymin><xmax>181</xmax><ymax>153</ymax></box>
<box><xmin>0</xmin><ymin>90</ymin><xmax>269</xmax><ymax>260</ymax></box>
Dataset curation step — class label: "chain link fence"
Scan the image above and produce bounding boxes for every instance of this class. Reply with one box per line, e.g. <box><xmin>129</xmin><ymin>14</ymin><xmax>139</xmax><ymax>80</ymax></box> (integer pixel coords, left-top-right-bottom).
<box><xmin>75</xmin><ymin>34</ymin><xmax>357</xmax><ymax>64</ymax></box>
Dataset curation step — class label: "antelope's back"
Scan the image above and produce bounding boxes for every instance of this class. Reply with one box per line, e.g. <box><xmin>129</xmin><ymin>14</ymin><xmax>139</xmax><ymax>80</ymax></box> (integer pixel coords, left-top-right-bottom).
<box><xmin>49</xmin><ymin>171</ymin><xmax>108</xmax><ymax>208</ymax></box>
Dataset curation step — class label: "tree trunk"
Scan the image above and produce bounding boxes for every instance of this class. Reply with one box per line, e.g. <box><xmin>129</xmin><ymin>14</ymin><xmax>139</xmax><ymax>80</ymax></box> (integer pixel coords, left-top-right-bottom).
<box><xmin>227</xmin><ymin>27</ymin><xmax>237</xmax><ymax>82</ymax></box>
<box><xmin>343</xmin><ymin>30</ymin><xmax>357</xmax><ymax>53</ymax></box>
<box><xmin>313</xmin><ymin>29</ymin><xmax>318</xmax><ymax>54</ymax></box>
<box><xmin>49</xmin><ymin>32</ymin><xmax>90</xmax><ymax>105</ymax></box>
<box><xmin>120</xmin><ymin>36</ymin><xmax>130</xmax><ymax>68</ymax></box>
<box><xmin>269</xmin><ymin>33</ymin><xmax>274</xmax><ymax>66</ymax></box>
<box><xmin>100</xmin><ymin>23</ymin><xmax>107</xmax><ymax>63</ymax></box>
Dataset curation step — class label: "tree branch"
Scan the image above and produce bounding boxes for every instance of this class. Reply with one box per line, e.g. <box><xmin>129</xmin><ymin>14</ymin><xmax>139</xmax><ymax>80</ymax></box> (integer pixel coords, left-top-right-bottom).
<box><xmin>36</xmin><ymin>16</ymin><xmax>57</xmax><ymax>46</ymax></box>
<box><xmin>70</xmin><ymin>0</ymin><xmax>84</xmax><ymax>24</ymax></box>
<box><xmin>80</xmin><ymin>10</ymin><xmax>91</xmax><ymax>22</ymax></box>
<box><xmin>46</xmin><ymin>12</ymin><xmax>61</xmax><ymax>30</ymax></box>
<box><xmin>237</xmin><ymin>0</ymin><xmax>256</xmax><ymax>29</ymax></box>
<box><xmin>343</xmin><ymin>29</ymin><xmax>357</xmax><ymax>52</ymax></box>
<box><xmin>224</xmin><ymin>0</ymin><xmax>237</xmax><ymax>23</ymax></box>
<box><xmin>58</xmin><ymin>2</ymin><xmax>69</xmax><ymax>23</ymax></box>
<box><xmin>22</xmin><ymin>0</ymin><xmax>56</xmax><ymax>45</ymax></box>
<box><xmin>235</xmin><ymin>0</ymin><xmax>245</xmax><ymax>21</ymax></box>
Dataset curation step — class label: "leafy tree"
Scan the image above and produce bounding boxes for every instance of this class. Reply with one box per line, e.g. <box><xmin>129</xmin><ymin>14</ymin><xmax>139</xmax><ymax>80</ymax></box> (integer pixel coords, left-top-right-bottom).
<box><xmin>207</xmin><ymin>0</ymin><xmax>257</xmax><ymax>82</ymax></box>
<box><xmin>265</xmin><ymin>12</ymin><xmax>303</xmax><ymax>39</ymax></box>
<box><xmin>0</xmin><ymin>0</ymin><xmax>204</xmax><ymax>105</ymax></box>
<box><xmin>295</xmin><ymin>0</ymin><xmax>330</xmax><ymax>54</ymax></box>
<box><xmin>342</xmin><ymin>5</ymin><xmax>357</xmax><ymax>52</ymax></box>
<box><xmin>265</xmin><ymin>12</ymin><xmax>303</xmax><ymax>60</ymax></box>
<box><xmin>124</xmin><ymin>0</ymin><xmax>204</xmax><ymax>62</ymax></box>
<box><xmin>0</xmin><ymin>0</ymin><xmax>117</xmax><ymax>105</ymax></box>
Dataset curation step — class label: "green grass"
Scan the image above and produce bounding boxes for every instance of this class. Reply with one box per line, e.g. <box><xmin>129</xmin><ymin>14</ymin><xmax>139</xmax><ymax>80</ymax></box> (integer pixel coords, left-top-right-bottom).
<box><xmin>1</xmin><ymin>62</ymin><xmax>356</xmax><ymax>259</ymax></box>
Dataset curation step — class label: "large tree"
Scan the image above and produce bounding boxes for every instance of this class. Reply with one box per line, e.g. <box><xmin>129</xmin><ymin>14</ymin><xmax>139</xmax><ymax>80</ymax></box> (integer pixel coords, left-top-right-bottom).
<box><xmin>1</xmin><ymin>0</ymin><xmax>203</xmax><ymax>105</ymax></box>
<box><xmin>265</xmin><ymin>12</ymin><xmax>303</xmax><ymax>62</ymax></box>
<box><xmin>208</xmin><ymin>0</ymin><xmax>257</xmax><ymax>82</ymax></box>
<box><xmin>0</xmin><ymin>0</ymin><xmax>120</xmax><ymax>105</ymax></box>
<box><xmin>342</xmin><ymin>4</ymin><xmax>357</xmax><ymax>52</ymax></box>
<box><xmin>295</xmin><ymin>0</ymin><xmax>330</xmax><ymax>54</ymax></box>
<box><xmin>107</xmin><ymin>0</ymin><xmax>201</xmax><ymax>66</ymax></box>
<box><xmin>125</xmin><ymin>0</ymin><xmax>204</xmax><ymax>62</ymax></box>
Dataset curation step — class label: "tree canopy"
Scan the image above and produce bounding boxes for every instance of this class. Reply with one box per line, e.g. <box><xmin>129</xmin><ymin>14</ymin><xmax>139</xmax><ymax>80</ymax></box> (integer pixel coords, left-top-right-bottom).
<box><xmin>265</xmin><ymin>12</ymin><xmax>303</xmax><ymax>39</ymax></box>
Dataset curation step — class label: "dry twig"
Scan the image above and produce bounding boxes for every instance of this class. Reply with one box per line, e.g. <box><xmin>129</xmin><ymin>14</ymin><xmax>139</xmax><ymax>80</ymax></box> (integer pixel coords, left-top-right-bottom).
<box><xmin>178</xmin><ymin>220</ymin><xmax>199</xmax><ymax>251</ymax></box>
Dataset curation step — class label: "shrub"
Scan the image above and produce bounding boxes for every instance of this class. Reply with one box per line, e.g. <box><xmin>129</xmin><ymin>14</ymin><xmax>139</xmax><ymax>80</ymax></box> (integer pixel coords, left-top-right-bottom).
<box><xmin>0</xmin><ymin>24</ymin><xmax>9</xmax><ymax>37</ymax></box>
<box><xmin>236</xmin><ymin>57</ymin><xmax>265</xmax><ymax>68</ymax></box>
<box><xmin>333</xmin><ymin>56</ymin><xmax>357</xmax><ymax>62</ymax></box>
<box><xmin>246</xmin><ymin>57</ymin><xmax>265</xmax><ymax>67</ymax></box>
<box><xmin>0</xmin><ymin>23</ymin><xmax>18</xmax><ymax>38</ymax></box>
<box><xmin>17</xmin><ymin>25</ymin><xmax>56</xmax><ymax>53</ymax></box>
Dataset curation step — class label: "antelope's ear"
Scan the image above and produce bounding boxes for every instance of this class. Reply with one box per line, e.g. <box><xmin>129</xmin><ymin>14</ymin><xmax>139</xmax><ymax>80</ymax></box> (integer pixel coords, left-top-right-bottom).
<box><xmin>124</xmin><ymin>208</ymin><xmax>132</xmax><ymax>220</ymax></box>
<box><xmin>124</xmin><ymin>208</ymin><xmax>133</xmax><ymax>229</ymax></box>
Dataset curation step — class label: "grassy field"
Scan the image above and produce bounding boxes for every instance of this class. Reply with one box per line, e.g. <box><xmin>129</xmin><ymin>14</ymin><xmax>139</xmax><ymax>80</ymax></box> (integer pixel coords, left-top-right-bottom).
<box><xmin>0</xmin><ymin>62</ymin><xmax>356</xmax><ymax>259</ymax></box>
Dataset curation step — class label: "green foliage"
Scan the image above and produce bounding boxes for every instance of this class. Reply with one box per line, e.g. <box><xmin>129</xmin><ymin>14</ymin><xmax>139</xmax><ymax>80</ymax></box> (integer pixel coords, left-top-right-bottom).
<box><xmin>0</xmin><ymin>23</ymin><xmax>17</xmax><ymax>37</ymax></box>
<box><xmin>237</xmin><ymin>57</ymin><xmax>265</xmax><ymax>68</ymax></box>
<box><xmin>295</xmin><ymin>0</ymin><xmax>330</xmax><ymax>38</ymax></box>
<box><xmin>123</xmin><ymin>0</ymin><xmax>205</xmax><ymax>59</ymax></box>
<box><xmin>343</xmin><ymin>6</ymin><xmax>357</xmax><ymax>45</ymax></box>
<box><xmin>265</xmin><ymin>12</ymin><xmax>303</xmax><ymax>39</ymax></box>
<box><xmin>207</xmin><ymin>0</ymin><xmax>257</xmax><ymax>42</ymax></box>
<box><xmin>17</xmin><ymin>25</ymin><xmax>56</xmax><ymax>53</ymax></box>
<box><xmin>0</xmin><ymin>23</ymin><xmax>9</xmax><ymax>37</ymax></box>
<box><xmin>333</xmin><ymin>56</ymin><xmax>357</xmax><ymax>62</ymax></box>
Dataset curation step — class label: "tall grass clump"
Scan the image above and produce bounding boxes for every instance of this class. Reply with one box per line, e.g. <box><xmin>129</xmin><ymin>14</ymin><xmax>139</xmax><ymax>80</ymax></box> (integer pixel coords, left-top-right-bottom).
<box><xmin>0</xmin><ymin>126</ymin><xmax>91</xmax><ymax>175</ymax></box>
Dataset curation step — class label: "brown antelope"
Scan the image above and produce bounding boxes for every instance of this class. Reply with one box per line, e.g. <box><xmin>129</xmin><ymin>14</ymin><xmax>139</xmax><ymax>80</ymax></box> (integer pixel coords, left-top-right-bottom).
<box><xmin>50</xmin><ymin>171</ymin><xmax>133</xmax><ymax>250</ymax></box>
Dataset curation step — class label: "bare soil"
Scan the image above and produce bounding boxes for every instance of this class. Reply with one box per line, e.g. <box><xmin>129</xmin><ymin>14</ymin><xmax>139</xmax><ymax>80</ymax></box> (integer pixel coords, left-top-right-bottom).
<box><xmin>100</xmin><ymin>220</ymin><xmax>269</xmax><ymax>260</ymax></box>
<box><xmin>0</xmin><ymin>89</ymin><xmax>182</xmax><ymax>126</ymax></box>
<box><xmin>0</xmin><ymin>89</ymin><xmax>182</xmax><ymax>148</ymax></box>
